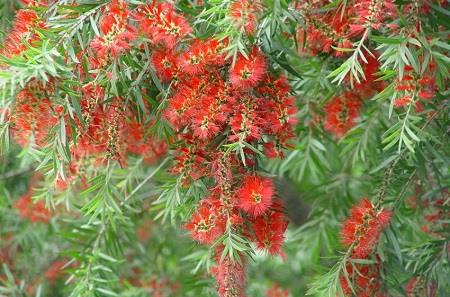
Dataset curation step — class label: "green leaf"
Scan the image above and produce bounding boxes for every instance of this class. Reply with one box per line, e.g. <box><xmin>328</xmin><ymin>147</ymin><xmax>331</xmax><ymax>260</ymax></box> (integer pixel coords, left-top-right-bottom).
<box><xmin>95</xmin><ymin>288</ymin><xmax>119</xmax><ymax>297</ymax></box>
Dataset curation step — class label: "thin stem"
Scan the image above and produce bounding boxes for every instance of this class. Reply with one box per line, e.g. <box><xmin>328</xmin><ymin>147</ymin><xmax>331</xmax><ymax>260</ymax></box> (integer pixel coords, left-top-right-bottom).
<box><xmin>122</xmin><ymin>157</ymin><xmax>170</xmax><ymax>204</ymax></box>
<box><xmin>375</xmin><ymin>100</ymin><xmax>448</xmax><ymax>209</ymax></box>
<box><xmin>0</xmin><ymin>166</ymin><xmax>34</xmax><ymax>180</ymax></box>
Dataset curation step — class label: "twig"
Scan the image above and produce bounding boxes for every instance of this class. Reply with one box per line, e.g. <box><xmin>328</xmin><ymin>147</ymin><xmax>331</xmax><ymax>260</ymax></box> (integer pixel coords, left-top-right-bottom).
<box><xmin>374</xmin><ymin>100</ymin><xmax>448</xmax><ymax>209</ymax></box>
<box><xmin>0</xmin><ymin>166</ymin><xmax>34</xmax><ymax>180</ymax></box>
<box><xmin>122</xmin><ymin>157</ymin><xmax>170</xmax><ymax>205</ymax></box>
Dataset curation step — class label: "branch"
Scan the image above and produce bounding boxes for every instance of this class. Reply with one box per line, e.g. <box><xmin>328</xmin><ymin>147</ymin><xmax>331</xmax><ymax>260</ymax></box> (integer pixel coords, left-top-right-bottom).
<box><xmin>0</xmin><ymin>166</ymin><xmax>34</xmax><ymax>180</ymax></box>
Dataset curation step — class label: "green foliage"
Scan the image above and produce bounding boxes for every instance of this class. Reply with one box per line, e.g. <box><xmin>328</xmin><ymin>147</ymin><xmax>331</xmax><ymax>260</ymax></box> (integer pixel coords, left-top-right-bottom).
<box><xmin>0</xmin><ymin>1</ymin><xmax>449</xmax><ymax>297</ymax></box>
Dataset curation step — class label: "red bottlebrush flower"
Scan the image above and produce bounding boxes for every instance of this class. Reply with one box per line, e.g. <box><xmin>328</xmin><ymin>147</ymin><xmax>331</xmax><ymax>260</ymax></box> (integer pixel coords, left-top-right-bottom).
<box><xmin>394</xmin><ymin>96</ymin><xmax>412</xmax><ymax>108</ymax></box>
<box><xmin>171</xmin><ymin>143</ymin><xmax>209</xmax><ymax>183</ymax></box>
<box><xmin>257</xmin><ymin>75</ymin><xmax>298</xmax><ymax>137</ymax></box>
<box><xmin>323</xmin><ymin>92</ymin><xmax>362</xmax><ymax>138</ymax></box>
<box><xmin>45</xmin><ymin>260</ymin><xmax>67</xmax><ymax>283</ymax></box>
<box><xmin>396</xmin><ymin>84</ymin><xmax>413</xmax><ymax>92</ymax></box>
<box><xmin>250</xmin><ymin>200</ymin><xmax>288</xmax><ymax>255</ymax></box>
<box><xmin>340</xmin><ymin>199</ymin><xmax>392</xmax><ymax>258</ymax></box>
<box><xmin>229</xmin><ymin>96</ymin><xmax>262</xmax><ymax>142</ymax></box>
<box><xmin>266</xmin><ymin>283</ymin><xmax>290</xmax><ymax>297</ymax></box>
<box><xmin>229</xmin><ymin>47</ymin><xmax>266</xmax><ymax>90</ymax></box>
<box><xmin>98</xmin><ymin>0</ymin><xmax>128</xmax><ymax>33</ymax></box>
<box><xmin>212</xmin><ymin>253</ymin><xmax>246</xmax><ymax>297</ymax></box>
<box><xmin>191</xmin><ymin>108</ymin><xmax>220</xmax><ymax>140</ymax></box>
<box><xmin>295</xmin><ymin>2</ymin><xmax>350</xmax><ymax>57</ymax></box>
<box><xmin>166</xmin><ymin>75</ymin><xmax>234</xmax><ymax>140</ymax></box>
<box><xmin>164</xmin><ymin>77</ymin><xmax>204</xmax><ymax>130</ymax></box>
<box><xmin>89</xmin><ymin>0</ymin><xmax>136</xmax><ymax>67</ymax></box>
<box><xmin>349</xmin><ymin>0</ymin><xmax>397</xmax><ymax>36</ymax></box>
<box><xmin>401</xmin><ymin>74</ymin><xmax>414</xmax><ymax>82</ymax></box>
<box><xmin>236</xmin><ymin>175</ymin><xmax>274</xmax><ymax>217</ymax></box>
<box><xmin>135</xmin><ymin>2</ymin><xmax>191</xmax><ymax>49</ymax></box>
<box><xmin>70</xmin><ymin>95</ymin><xmax>132</xmax><ymax>168</ymax></box>
<box><xmin>90</xmin><ymin>27</ymin><xmax>135</xmax><ymax>60</ymax></box>
<box><xmin>14</xmin><ymin>194</ymin><xmax>52</xmax><ymax>223</ymax></box>
<box><xmin>179</xmin><ymin>39</ymin><xmax>208</xmax><ymax>75</ymax></box>
<box><xmin>185</xmin><ymin>197</ymin><xmax>226</xmax><ymax>244</ymax></box>
<box><xmin>263</xmin><ymin>142</ymin><xmax>281</xmax><ymax>159</ymax></box>
<box><xmin>339</xmin><ymin>260</ymin><xmax>386</xmax><ymax>297</ymax></box>
<box><xmin>179</xmin><ymin>39</ymin><xmax>226</xmax><ymax>75</ymax></box>
<box><xmin>189</xmin><ymin>80</ymin><xmax>235</xmax><ymax>140</ymax></box>
<box><xmin>301</xmin><ymin>13</ymin><xmax>348</xmax><ymax>56</ymax></box>
<box><xmin>152</xmin><ymin>49</ymin><xmax>179</xmax><ymax>81</ymax></box>
<box><xmin>125</xmin><ymin>121</ymin><xmax>168</xmax><ymax>164</ymax></box>
<box><xmin>418</xmin><ymin>76</ymin><xmax>434</xmax><ymax>86</ymax></box>
<box><xmin>0</xmin><ymin>9</ymin><xmax>45</xmax><ymax>58</ymax></box>
<box><xmin>10</xmin><ymin>86</ymin><xmax>59</xmax><ymax>147</ymax></box>
<box><xmin>418</xmin><ymin>90</ymin><xmax>434</xmax><ymax>100</ymax></box>
<box><xmin>21</xmin><ymin>0</ymin><xmax>48</xmax><ymax>6</ymax></box>
<box><xmin>229</xmin><ymin>0</ymin><xmax>262</xmax><ymax>35</ymax></box>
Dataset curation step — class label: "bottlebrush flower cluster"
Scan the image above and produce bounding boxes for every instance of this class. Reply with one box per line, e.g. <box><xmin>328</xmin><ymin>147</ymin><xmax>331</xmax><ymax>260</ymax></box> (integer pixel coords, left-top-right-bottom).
<box><xmin>4</xmin><ymin>0</ymin><xmax>184</xmax><ymax>190</ymax></box>
<box><xmin>339</xmin><ymin>258</ymin><xmax>387</xmax><ymax>297</ymax></box>
<box><xmin>294</xmin><ymin>0</ymin><xmax>399</xmax><ymax>140</ymax></box>
<box><xmin>229</xmin><ymin>0</ymin><xmax>262</xmax><ymax>35</ymax></box>
<box><xmin>212</xmin><ymin>253</ymin><xmax>247</xmax><ymax>297</ymax></box>
<box><xmin>60</xmin><ymin>87</ymin><xmax>168</xmax><ymax>189</ymax></box>
<box><xmin>9</xmin><ymin>84</ymin><xmax>60</xmax><ymax>147</ymax></box>
<box><xmin>322</xmin><ymin>51</ymin><xmax>385</xmax><ymax>138</ymax></box>
<box><xmin>163</xmin><ymin>48</ymin><xmax>294</xmax><ymax>202</ymax></box>
<box><xmin>7</xmin><ymin>81</ymin><xmax>167</xmax><ymax>191</ymax></box>
<box><xmin>394</xmin><ymin>65</ymin><xmax>436</xmax><ymax>109</ymax></box>
<box><xmin>295</xmin><ymin>0</ymin><xmax>444</xmax><ymax>140</ymax></box>
<box><xmin>340</xmin><ymin>198</ymin><xmax>391</xmax><ymax>258</ymax></box>
<box><xmin>296</xmin><ymin>0</ymin><xmax>397</xmax><ymax>56</ymax></box>
<box><xmin>147</xmin><ymin>17</ymin><xmax>295</xmax><ymax>294</ymax></box>
<box><xmin>339</xmin><ymin>199</ymin><xmax>392</xmax><ymax>296</ymax></box>
<box><xmin>89</xmin><ymin>0</ymin><xmax>136</xmax><ymax>67</ymax></box>
<box><xmin>135</xmin><ymin>1</ymin><xmax>191</xmax><ymax>49</ymax></box>
<box><xmin>0</xmin><ymin>2</ymin><xmax>46</xmax><ymax>59</ymax></box>
<box><xmin>323</xmin><ymin>91</ymin><xmax>362</xmax><ymax>138</ymax></box>
<box><xmin>349</xmin><ymin>0</ymin><xmax>397</xmax><ymax>35</ymax></box>
<box><xmin>168</xmin><ymin>47</ymin><xmax>294</xmax><ymax>293</ymax></box>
